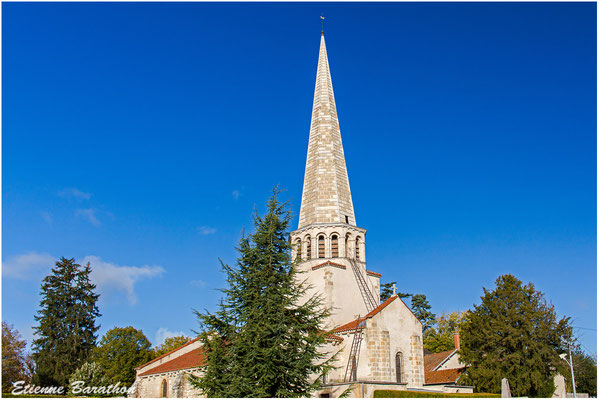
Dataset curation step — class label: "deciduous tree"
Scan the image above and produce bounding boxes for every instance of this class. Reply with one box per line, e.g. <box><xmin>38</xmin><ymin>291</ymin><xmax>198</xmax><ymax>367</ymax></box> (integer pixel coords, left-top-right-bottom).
<box><xmin>153</xmin><ymin>335</ymin><xmax>191</xmax><ymax>357</ymax></box>
<box><xmin>423</xmin><ymin>312</ymin><xmax>467</xmax><ymax>353</ymax></box>
<box><xmin>2</xmin><ymin>322</ymin><xmax>31</xmax><ymax>392</ymax></box>
<box><xmin>94</xmin><ymin>326</ymin><xmax>153</xmax><ymax>387</ymax></box>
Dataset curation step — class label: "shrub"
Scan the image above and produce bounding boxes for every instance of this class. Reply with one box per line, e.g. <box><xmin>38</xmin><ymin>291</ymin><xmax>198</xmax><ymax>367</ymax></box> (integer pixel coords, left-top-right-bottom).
<box><xmin>373</xmin><ymin>390</ymin><xmax>500</xmax><ymax>398</ymax></box>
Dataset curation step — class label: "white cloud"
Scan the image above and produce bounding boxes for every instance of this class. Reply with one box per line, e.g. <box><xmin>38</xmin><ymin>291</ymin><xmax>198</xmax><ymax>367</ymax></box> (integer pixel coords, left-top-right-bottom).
<box><xmin>2</xmin><ymin>252</ymin><xmax>55</xmax><ymax>279</ymax></box>
<box><xmin>76</xmin><ymin>208</ymin><xmax>101</xmax><ymax>226</ymax></box>
<box><xmin>197</xmin><ymin>226</ymin><xmax>216</xmax><ymax>235</ymax></box>
<box><xmin>82</xmin><ymin>256</ymin><xmax>165</xmax><ymax>305</ymax></box>
<box><xmin>3</xmin><ymin>253</ymin><xmax>165</xmax><ymax>306</ymax></box>
<box><xmin>59</xmin><ymin>188</ymin><xmax>91</xmax><ymax>200</ymax></box>
<box><xmin>232</xmin><ymin>190</ymin><xmax>241</xmax><ymax>200</ymax></box>
<box><xmin>155</xmin><ymin>327</ymin><xmax>187</xmax><ymax>347</ymax></box>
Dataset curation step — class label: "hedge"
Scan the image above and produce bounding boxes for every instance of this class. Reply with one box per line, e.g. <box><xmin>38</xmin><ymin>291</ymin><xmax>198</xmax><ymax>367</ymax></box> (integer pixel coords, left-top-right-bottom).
<box><xmin>373</xmin><ymin>390</ymin><xmax>500</xmax><ymax>398</ymax></box>
<box><xmin>2</xmin><ymin>394</ymin><xmax>67</xmax><ymax>398</ymax></box>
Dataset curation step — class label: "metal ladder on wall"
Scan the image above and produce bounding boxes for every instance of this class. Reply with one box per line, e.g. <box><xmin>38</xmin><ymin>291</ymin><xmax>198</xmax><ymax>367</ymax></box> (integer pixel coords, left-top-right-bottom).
<box><xmin>343</xmin><ymin>259</ymin><xmax>379</xmax><ymax>382</ymax></box>
<box><xmin>344</xmin><ymin>319</ymin><xmax>366</xmax><ymax>382</ymax></box>
<box><xmin>348</xmin><ymin>257</ymin><xmax>378</xmax><ymax>312</ymax></box>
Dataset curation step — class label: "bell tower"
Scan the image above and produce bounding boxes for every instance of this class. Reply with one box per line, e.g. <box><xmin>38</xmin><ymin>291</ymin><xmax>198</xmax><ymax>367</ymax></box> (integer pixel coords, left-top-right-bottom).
<box><xmin>290</xmin><ymin>33</ymin><xmax>380</xmax><ymax>328</ymax></box>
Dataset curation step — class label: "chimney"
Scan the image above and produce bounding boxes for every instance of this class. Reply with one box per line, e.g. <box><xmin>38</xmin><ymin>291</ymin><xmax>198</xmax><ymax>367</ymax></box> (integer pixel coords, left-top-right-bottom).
<box><xmin>453</xmin><ymin>332</ymin><xmax>460</xmax><ymax>351</ymax></box>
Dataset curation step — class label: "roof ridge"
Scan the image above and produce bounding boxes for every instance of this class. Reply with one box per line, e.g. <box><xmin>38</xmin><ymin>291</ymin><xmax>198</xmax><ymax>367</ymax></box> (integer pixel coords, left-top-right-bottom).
<box><xmin>135</xmin><ymin>337</ymin><xmax>200</xmax><ymax>370</ymax></box>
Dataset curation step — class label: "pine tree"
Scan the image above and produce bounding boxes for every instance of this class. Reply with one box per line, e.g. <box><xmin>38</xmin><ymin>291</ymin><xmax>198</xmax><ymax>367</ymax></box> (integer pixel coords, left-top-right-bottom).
<box><xmin>411</xmin><ymin>294</ymin><xmax>436</xmax><ymax>333</ymax></box>
<box><xmin>32</xmin><ymin>258</ymin><xmax>100</xmax><ymax>387</ymax></box>
<box><xmin>379</xmin><ymin>282</ymin><xmax>412</xmax><ymax>303</ymax></box>
<box><xmin>459</xmin><ymin>274</ymin><xmax>571</xmax><ymax>397</ymax></box>
<box><xmin>190</xmin><ymin>189</ymin><xmax>335</xmax><ymax>397</ymax></box>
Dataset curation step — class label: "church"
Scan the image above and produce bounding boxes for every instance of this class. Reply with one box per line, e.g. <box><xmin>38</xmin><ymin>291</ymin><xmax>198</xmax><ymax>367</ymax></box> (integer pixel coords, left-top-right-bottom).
<box><xmin>129</xmin><ymin>32</ymin><xmax>473</xmax><ymax>398</ymax></box>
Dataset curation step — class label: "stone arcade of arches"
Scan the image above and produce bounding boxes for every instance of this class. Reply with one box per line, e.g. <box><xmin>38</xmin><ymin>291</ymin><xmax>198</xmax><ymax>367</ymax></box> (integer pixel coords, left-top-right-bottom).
<box><xmin>293</xmin><ymin>232</ymin><xmax>364</xmax><ymax>262</ymax></box>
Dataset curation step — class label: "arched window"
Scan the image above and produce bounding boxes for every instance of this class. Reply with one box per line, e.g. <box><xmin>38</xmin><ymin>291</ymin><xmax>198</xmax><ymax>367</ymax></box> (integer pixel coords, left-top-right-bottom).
<box><xmin>318</xmin><ymin>235</ymin><xmax>325</xmax><ymax>258</ymax></box>
<box><xmin>395</xmin><ymin>352</ymin><xmax>403</xmax><ymax>383</ymax></box>
<box><xmin>331</xmin><ymin>235</ymin><xmax>339</xmax><ymax>258</ymax></box>
<box><xmin>295</xmin><ymin>239</ymin><xmax>302</xmax><ymax>261</ymax></box>
<box><xmin>306</xmin><ymin>237</ymin><xmax>311</xmax><ymax>259</ymax></box>
<box><xmin>355</xmin><ymin>237</ymin><xmax>361</xmax><ymax>261</ymax></box>
<box><xmin>161</xmin><ymin>379</ymin><xmax>168</xmax><ymax>397</ymax></box>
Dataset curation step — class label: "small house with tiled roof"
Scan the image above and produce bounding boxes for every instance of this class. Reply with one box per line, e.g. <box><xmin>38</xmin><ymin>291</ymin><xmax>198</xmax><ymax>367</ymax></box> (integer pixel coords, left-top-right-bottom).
<box><xmin>422</xmin><ymin>334</ymin><xmax>473</xmax><ymax>394</ymax></box>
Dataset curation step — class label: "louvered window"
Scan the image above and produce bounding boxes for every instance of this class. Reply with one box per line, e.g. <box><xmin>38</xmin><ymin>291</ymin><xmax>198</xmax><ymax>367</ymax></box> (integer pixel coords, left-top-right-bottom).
<box><xmin>318</xmin><ymin>236</ymin><xmax>325</xmax><ymax>258</ymax></box>
<box><xmin>331</xmin><ymin>235</ymin><xmax>339</xmax><ymax>258</ymax></box>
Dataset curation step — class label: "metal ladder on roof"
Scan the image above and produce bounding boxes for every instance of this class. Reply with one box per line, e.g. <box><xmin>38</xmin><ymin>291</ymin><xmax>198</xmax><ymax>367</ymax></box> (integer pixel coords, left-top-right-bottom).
<box><xmin>344</xmin><ymin>319</ymin><xmax>366</xmax><ymax>382</ymax></box>
<box><xmin>348</xmin><ymin>257</ymin><xmax>378</xmax><ymax>312</ymax></box>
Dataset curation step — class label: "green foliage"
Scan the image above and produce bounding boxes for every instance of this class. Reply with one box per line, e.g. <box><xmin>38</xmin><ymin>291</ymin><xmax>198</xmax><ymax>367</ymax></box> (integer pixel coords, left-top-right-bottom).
<box><xmin>411</xmin><ymin>294</ymin><xmax>436</xmax><ymax>333</ymax></box>
<box><xmin>380</xmin><ymin>282</ymin><xmax>412</xmax><ymax>303</ymax></box>
<box><xmin>189</xmin><ymin>188</ymin><xmax>336</xmax><ymax>397</ymax></box>
<box><xmin>423</xmin><ymin>312</ymin><xmax>467</xmax><ymax>353</ymax></box>
<box><xmin>458</xmin><ymin>274</ymin><xmax>571</xmax><ymax>397</ymax></box>
<box><xmin>68</xmin><ymin>361</ymin><xmax>110</xmax><ymax>397</ymax></box>
<box><xmin>93</xmin><ymin>326</ymin><xmax>153</xmax><ymax>387</ymax></box>
<box><xmin>152</xmin><ymin>335</ymin><xmax>192</xmax><ymax>358</ymax></box>
<box><xmin>2</xmin><ymin>322</ymin><xmax>33</xmax><ymax>392</ymax></box>
<box><xmin>373</xmin><ymin>390</ymin><xmax>500</xmax><ymax>398</ymax></box>
<box><xmin>565</xmin><ymin>349</ymin><xmax>597</xmax><ymax>396</ymax></box>
<box><xmin>32</xmin><ymin>258</ymin><xmax>100</xmax><ymax>387</ymax></box>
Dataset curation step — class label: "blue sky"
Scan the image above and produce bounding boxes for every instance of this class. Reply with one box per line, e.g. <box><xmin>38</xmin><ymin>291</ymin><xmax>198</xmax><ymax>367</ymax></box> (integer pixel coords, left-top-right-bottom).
<box><xmin>3</xmin><ymin>2</ymin><xmax>597</xmax><ymax>355</ymax></box>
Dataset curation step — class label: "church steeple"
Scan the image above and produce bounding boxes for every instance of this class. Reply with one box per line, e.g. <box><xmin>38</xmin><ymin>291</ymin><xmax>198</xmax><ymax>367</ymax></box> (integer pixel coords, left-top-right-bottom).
<box><xmin>298</xmin><ymin>33</ymin><xmax>356</xmax><ymax>229</ymax></box>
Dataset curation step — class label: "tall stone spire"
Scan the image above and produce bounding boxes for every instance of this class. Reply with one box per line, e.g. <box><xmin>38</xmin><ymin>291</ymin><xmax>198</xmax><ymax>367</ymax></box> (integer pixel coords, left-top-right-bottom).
<box><xmin>298</xmin><ymin>33</ymin><xmax>356</xmax><ymax>229</ymax></box>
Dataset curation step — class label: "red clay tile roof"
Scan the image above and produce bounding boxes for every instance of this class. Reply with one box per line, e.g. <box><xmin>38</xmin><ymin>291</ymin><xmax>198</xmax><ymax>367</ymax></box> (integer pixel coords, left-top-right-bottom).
<box><xmin>424</xmin><ymin>367</ymin><xmax>465</xmax><ymax>385</ymax></box>
<box><xmin>325</xmin><ymin>333</ymin><xmax>344</xmax><ymax>342</ymax></box>
<box><xmin>136</xmin><ymin>338</ymin><xmax>201</xmax><ymax>370</ymax></box>
<box><xmin>139</xmin><ymin>347</ymin><xmax>206</xmax><ymax>377</ymax></box>
<box><xmin>332</xmin><ymin>295</ymin><xmax>399</xmax><ymax>334</ymax></box>
<box><xmin>423</xmin><ymin>350</ymin><xmax>455</xmax><ymax>372</ymax></box>
<box><xmin>312</xmin><ymin>261</ymin><xmax>346</xmax><ymax>271</ymax></box>
<box><xmin>366</xmin><ymin>270</ymin><xmax>382</xmax><ymax>277</ymax></box>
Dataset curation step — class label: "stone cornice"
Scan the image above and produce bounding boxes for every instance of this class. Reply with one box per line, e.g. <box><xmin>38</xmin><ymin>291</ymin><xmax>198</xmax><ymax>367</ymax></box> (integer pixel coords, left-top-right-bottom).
<box><xmin>290</xmin><ymin>223</ymin><xmax>367</xmax><ymax>237</ymax></box>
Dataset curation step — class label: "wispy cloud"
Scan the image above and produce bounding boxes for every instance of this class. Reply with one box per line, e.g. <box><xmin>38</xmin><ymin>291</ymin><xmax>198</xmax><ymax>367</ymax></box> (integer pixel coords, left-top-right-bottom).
<box><xmin>82</xmin><ymin>256</ymin><xmax>165</xmax><ymax>305</ymax></box>
<box><xmin>190</xmin><ymin>280</ymin><xmax>207</xmax><ymax>288</ymax></box>
<box><xmin>76</xmin><ymin>208</ymin><xmax>101</xmax><ymax>226</ymax></box>
<box><xmin>154</xmin><ymin>327</ymin><xmax>187</xmax><ymax>347</ymax></box>
<box><xmin>58</xmin><ymin>188</ymin><xmax>91</xmax><ymax>200</ymax></box>
<box><xmin>3</xmin><ymin>252</ymin><xmax>55</xmax><ymax>279</ymax></box>
<box><xmin>40</xmin><ymin>211</ymin><xmax>53</xmax><ymax>225</ymax></box>
<box><xmin>197</xmin><ymin>226</ymin><xmax>216</xmax><ymax>235</ymax></box>
<box><xmin>232</xmin><ymin>190</ymin><xmax>241</xmax><ymax>200</ymax></box>
<box><xmin>3</xmin><ymin>253</ymin><xmax>165</xmax><ymax>306</ymax></box>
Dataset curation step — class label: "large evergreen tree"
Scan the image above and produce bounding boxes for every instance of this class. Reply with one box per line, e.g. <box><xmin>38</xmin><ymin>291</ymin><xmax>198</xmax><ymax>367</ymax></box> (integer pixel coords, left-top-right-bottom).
<box><xmin>32</xmin><ymin>258</ymin><xmax>100</xmax><ymax>387</ymax></box>
<box><xmin>411</xmin><ymin>294</ymin><xmax>436</xmax><ymax>333</ymax></box>
<box><xmin>380</xmin><ymin>282</ymin><xmax>411</xmax><ymax>303</ymax></box>
<box><xmin>190</xmin><ymin>189</ymin><xmax>335</xmax><ymax>397</ymax></box>
<box><xmin>459</xmin><ymin>274</ymin><xmax>571</xmax><ymax>397</ymax></box>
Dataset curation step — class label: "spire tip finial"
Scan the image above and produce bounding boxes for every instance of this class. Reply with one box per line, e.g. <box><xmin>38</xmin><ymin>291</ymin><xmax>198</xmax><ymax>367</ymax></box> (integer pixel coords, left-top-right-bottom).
<box><xmin>320</xmin><ymin>15</ymin><xmax>325</xmax><ymax>35</ymax></box>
